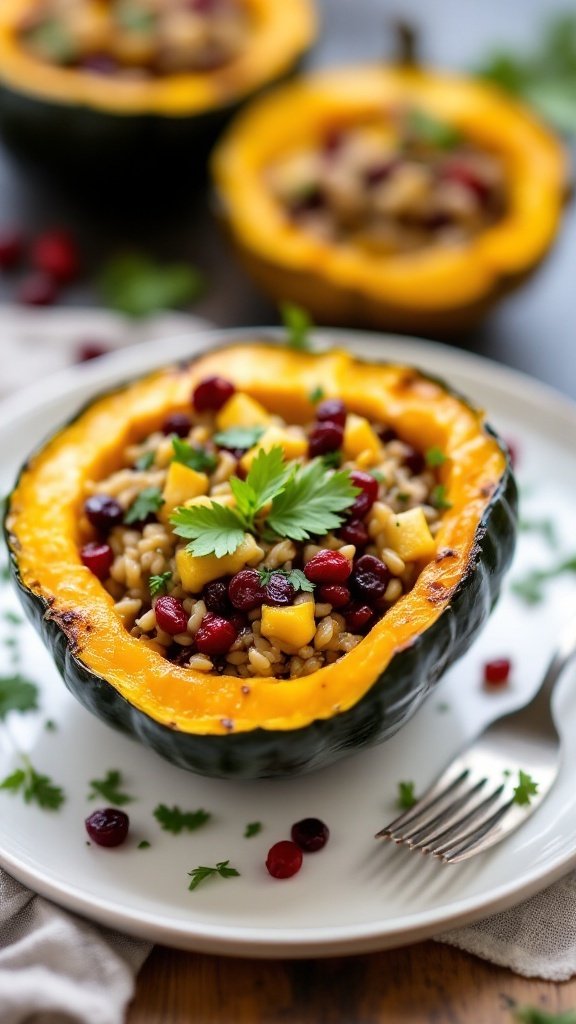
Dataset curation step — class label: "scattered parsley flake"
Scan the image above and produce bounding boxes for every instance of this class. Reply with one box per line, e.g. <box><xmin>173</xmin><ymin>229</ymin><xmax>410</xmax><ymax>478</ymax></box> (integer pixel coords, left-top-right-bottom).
<box><xmin>244</xmin><ymin>821</ymin><xmax>263</xmax><ymax>838</ymax></box>
<box><xmin>256</xmin><ymin>567</ymin><xmax>315</xmax><ymax>593</ymax></box>
<box><xmin>430</xmin><ymin>484</ymin><xmax>452</xmax><ymax>510</ymax></box>
<box><xmin>280</xmin><ymin>302</ymin><xmax>313</xmax><ymax>350</ymax></box>
<box><xmin>88</xmin><ymin>770</ymin><xmax>134</xmax><ymax>806</ymax></box>
<box><xmin>519</xmin><ymin>518</ymin><xmax>558</xmax><ymax>549</ymax></box>
<box><xmin>134</xmin><ymin>450</ymin><xmax>155</xmax><ymax>471</ymax></box>
<box><xmin>149</xmin><ymin>571</ymin><xmax>172</xmax><ymax>597</ymax></box>
<box><xmin>513</xmin><ymin>1008</ymin><xmax>576</xmax><ymax>1024</ymax></box>
<box><xmin>124</xmin><ymin>486</ymin><xmax>164</xmax><ymax>525</ymax></box>
<box><xmin>138</xmin><ymin>840</ymin><xmax>151</xmax><ymax>850</ymax></box>
<box><xmin>154</xmin><ymin>803</ymin><xmax>211</xmax><ymax>834</ymax></box>
<box><xmin>0</xmin><ymin>564</ymin><xmax>10</xmax><ymax>582</ymax></box>
<box><xmin>0</xmin><ymin>675</ymin><xmax>39</xmax><ymax>720</ymax></box>
<box><xmin>0</xmin><ymin>759</ymin><xmax>65</xmax><ymax>810</ymax></box>
<box><xmin>3</xmin><ymin>610</ymin><xmax>23</xmax><ymax>625</ymax></box>
<box><xmin>512</xmin><ymin>555</ymin><xmax>576</xmax><ymax>605</ymax></box>
<box><xmin>513</xmin><ymin>770</ymin><xmax>539</xmax><ymax>806</ymax></box>
<box><xmin>100</xmin><ymin>254</ymin><xmax>204</xmax><ymax>319</ymax></box>
<box><xmin>395</xmin><ymin>492</ymin><xmax>410</xmax><ymax>504</ymax></box>
<box><xmin>404</xmin><ymin>108</ymin><xmax>462</xmax><ymax>149</ymax></box>
<box><xmin>188</xmin><ymin>860</ymin><xmax>240</xmax><ymax>891</ymax></box>
<box><xmin>44</xmin><ymin>719</ymin><xmax>57</xmax><ymax>732</ymax></box>
<box><xmin>425</xmin><ymin>447</ymin><xmax>447</xmax><ymax>468</ymax></box>
<box><xmin>213</xmin><ymin>426</ymin><xmax>266</xmax><ymax>451</ymax></box>
<box><xmin>397</xmin><ymin>781</ymin><xmax>417</xmax><ymax>810</ymax></box>
<box><xmin>171</xmin><ymin>437</ymin><xmax>217</xmax><ymax>473</ymax></box>
<box><xmin>309</xmin><ymin>385</ymin><xmax>325</xmax><ymax>404</ymax></box>
<box><xmin>503</xmin><ymin>769</ymin><xmax>512</xmax><ymax>777</ymax></box>
<box><xmin>436</xmin><ymin>702</ymin><xmax>450</xmax><ymax>713</ymax></box>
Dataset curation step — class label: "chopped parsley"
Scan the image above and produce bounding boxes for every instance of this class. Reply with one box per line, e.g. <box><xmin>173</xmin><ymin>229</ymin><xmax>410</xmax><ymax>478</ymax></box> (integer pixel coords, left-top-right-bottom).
<box><xmin>309</xmin><ymin>385</ymin><xmax>325</xmax><ymax>404</ymax></box>
<box><xmin>397</xmin><ymin>780</ymin><xmax>417</xmax><ymax>810</ymax></box>
<box><xmin>404</xmin><ymin>108</ymin><xmax>462</xmax><ymax>150</ymax></box>
<box><xmin>513</xmin><ymin>770</ymin><xmax>539</xmax><ymax>806</ymax></box>
<box><xmin>436</xmin><ymin>702</ymin><xmax>450</xmax><ymax>713</ymax></box>
<box><xmin>281</xmin><ymin>302</ymin><xmax>313</xmax><ymax>351</ymax></box>
<box><xmin>513</xmin><ymin>1008</ymin><xmax>576</xmax><ymax>1024</ymax></box>
<box><xmin>100</xmin><ymin>254</ymin><xmax>204</xmax><ymax>319</ymax></box>
<box><xmin>256</xmin><ymin>567</ymin><xmax>315</xmax><ymax>593</ymax></box>
<box><xmin>320</xmin><ymin>450</ymin><xmax>342</xmax><ymax>469</ymax></box>
<box><xmin>154</xmin><ymin>803</ymin><xmax>211</xmax><ymax>834</ymax></box>
<box><xmin>430</xmin><ymin>484</ymin><xmax>452</xmax><ymax>510</ymax></box>
<box><xmin>188</xmin><ymin>860</ymin><xmax>240</xmax><ymax>891</ymax></box>
<box><xmin>149</xmin><ymin>571</ymin><xmax>172</xmax><ymax>597</ymax></box>
<box><xmin>519</xmin><ymin>517</ymin><xmax>558</xmax><ymax>549</ymax></box>
<box><xmin>124</xmin><ymin>486</ymin><xmax>164</xmax><ymax>525</ymax></box>
<box><xmin>0</xmin><ymin>564</ymin><xmax>10</xmax><ymax>582</ymax></box>
<box><xmin>44</xmin><ymin>719</ymin><xmax>57</xmax><ymax>732</ymax></box>
<box><xmin>3</xmin><ymin>610</ymin><xmax>23</xmax><ymax>625</ymax></box>
<box><xmin>244</xmin><ymin>821</ymin><xmax>263</xmax><ymax>838</ymax></box>
<box><xmin>512</xmin><ymin>555</ymin><xmax>576</xmax><ymax>605</ymax></box>
<box><xmin>425</xmin><ymin>446</ymin><xmax>447</xmax><ymax>468</ymax></box>
<box><xmin>213</xmin><ymin>426</ymin><xmax>266</xmax><ymax>451</ymax></box>
<box><xmin>0</xmin><ymin>759</ymin><xmax>65</xmax><ymax>810</ymax></box>
<box><xmin>0</xmin><ymin>675</ymin><xmax>39</xmax><ymax>720</ymax></box>
<box><xmin>88</xmin><ymin>769</ymin><xmax>134</xmax><ymax>806</ymax></box>
<box><xmin>134</xmin><ymin>450</ymin><xmax>155</xmax><ymax>471</ymax></box>
<box><xmin>138</xmin><ymin>840</ymin><xmax>151</xmax><ymax>850</ymax></box>
<box><xmin>171</xmin><ymin>437</ymin><xmax>217</xmax><ymax>473</ymax></box>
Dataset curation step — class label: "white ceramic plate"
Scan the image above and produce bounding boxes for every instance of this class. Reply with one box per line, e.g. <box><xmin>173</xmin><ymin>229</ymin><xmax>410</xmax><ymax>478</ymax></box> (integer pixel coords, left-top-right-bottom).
<box><xmin>1</xmin><ymin>328</ymin><xmax>576</xmax><ymax>959</ymax></box>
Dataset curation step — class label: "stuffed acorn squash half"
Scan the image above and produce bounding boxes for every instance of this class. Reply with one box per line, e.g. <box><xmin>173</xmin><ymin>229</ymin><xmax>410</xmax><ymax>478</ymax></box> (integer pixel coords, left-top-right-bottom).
<box><xmin>213</xmin><ymin>65</ymin><xmax>568</xmax><ymax>335</ymax></box>
<box><xmin>0</xmin><ymin>0</ymin><xmax>316</xmax><ymax>178</ymax></box>
<box><xmin>4</xmin><ymin>341</ymin><xmax>517</xmax><ymax>779</ymax></box>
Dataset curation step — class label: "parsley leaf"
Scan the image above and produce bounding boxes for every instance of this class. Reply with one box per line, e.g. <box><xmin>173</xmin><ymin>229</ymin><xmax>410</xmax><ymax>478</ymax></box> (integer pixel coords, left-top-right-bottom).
<box><xmin>256</xmin><ymin>567</ymin><xmax>315</xmax><ymax>593</ymax></box>
<box><xmin>425</xmin><ymin>446</ymin><xmax>447</xmax><ymax>468</ymax></box>
<box><xmin>281</xmin><ymin>302</ymin><xmax>313</xmax><ymax>350</ymax></box>
<box><xmin>3</xmin><ymin>610</ymin><xmax>23</xmax><ymax>625</ymax></box>
<box><xmin>0</xmin><ymin>675</ymin><xmax>39</xmax><ymax>720</ymax></box>
<box><xmin>397</xmin><ymin>781</ymin><xmax>417</xmax><ymax>810</ymax></box>
<box><xmin>188</xmin><ymin>860</ymin><xmax>240</xmax><ymax>891</ymax></box>
<box><xmin>513</xmin><ymin>770</ymin><xmax>539</xmax><ymax>806</ymax></box>
<box><xmin>134</xmin><ymin>450</ymin><xmax>155</xmax><ymax>471</ymax></box>
<box><xmin>244</xmin><ymin>821</ymin><xmax>262</xmax><ymax>838</ymax></box>
<box><xmin>213</xmin><ymin>426</ymin><xmax>266</xmax><ymax>451</ymax></box>
<box><xmin>88</xmin><ymin>769</ymin><xmax>134</xmax><ymax>806</ymax></box>
<box><xmin>513</xmin><ymin>1008</ymin><xmax>576</xmax><ymax>1024</ymax></box>
<box><xmin>320</xmin><ymin>450</ymin><xmax>342</xmax><ymax>470</ymax></box>
<box><xmin>149</xmin><ymin>571</ymin><xmax>172</xmax><ymax>597</ymax></box>
<box><xmin>171</xmin><ymin>502</ymin><xmax>246</xmax><ymax>558</ymax></box>
<box><xmin>138</xmin><ymin>840</ymin><xmax>151</xmax><ymax>849</ymax></box>
<box><xmin>512</xmin><ymin>555</ymin><xmax>576</xmax><ymax>605</ymax></box>
<box><xmin>0</xmin><ymin>564</ymin><xmax>10</xmax><ymax>582</ymax></box>
<box><xmin>154</xmin><ymin>803</ymin><xmax>211</xmax><ymax>834</ymax></box>
<box><xmin>171</xmin><ymin>437</ymin><xmax>217</xmax><ymax>473</ymax></box>
<box><xmin>430</xmin><ymin>484</ymin><xmax>453</xmax><ymax>510</ymax></box>
<box><xmin>309</xmin><ymin>385</ymin><xmax>325</xmax><ymax>404</ymax></box>
<box><xmin>100</xmin><ymin>254</ymin><xmax>204</xmax><ymax>319</ymax></box>
<box><xmin>0</xmin><ymin>760</ymin><xmax>65</xmax><ymax>810</ymax></box>
<box><xmin>404</xmin><ymin>108</ymin><xmax>462</xmax><ymax>149</ymax></box>
<box><xmin>267</xmin><ymin>460</ymin><xmax>360</xmax><ymax>541</ymax></box>
<box><xmin>124</xmin><ymin>486</ymin><xmax>164</xmax><ymax>525</ymax></box>
<box><xmin>519</xmin><ymin>518</ymin><xmax>558</xmax><ymax>549</ymax></box>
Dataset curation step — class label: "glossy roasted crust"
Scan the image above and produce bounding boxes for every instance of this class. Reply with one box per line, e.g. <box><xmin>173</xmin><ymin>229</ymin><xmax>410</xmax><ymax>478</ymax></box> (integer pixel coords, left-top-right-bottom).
<box><xmin>4</xmin><ymin>341</ymin><xmax>518</xmax><ymax>779</ymax></box>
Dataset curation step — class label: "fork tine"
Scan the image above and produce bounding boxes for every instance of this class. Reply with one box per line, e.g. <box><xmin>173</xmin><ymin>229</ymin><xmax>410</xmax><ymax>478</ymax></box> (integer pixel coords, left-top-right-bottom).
<box><xmin>415</xmin><ymin>784</ymin><xmax>507</xmax><ymax>852</ymax></box>
<box><xmin>403</xmin><ymin>779</ymin><xmax>490</xmax><ymax>846</ymax></box>
<box><xmin>433</xmin><ymin>799</ymin><xmax>514</xmax><ymax>862</ymax></box>
<box><xmin>375</xmin><ymin>764</ymin><xmax>470</xmax><ymax>839</ymax></box>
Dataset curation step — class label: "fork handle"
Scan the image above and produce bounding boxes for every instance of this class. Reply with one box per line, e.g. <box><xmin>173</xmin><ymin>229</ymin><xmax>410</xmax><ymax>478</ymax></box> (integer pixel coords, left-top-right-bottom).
<box><xmin>530</xmin><ymin>615</ymin><xmax>576</xmax><ymax>714</ymax></box>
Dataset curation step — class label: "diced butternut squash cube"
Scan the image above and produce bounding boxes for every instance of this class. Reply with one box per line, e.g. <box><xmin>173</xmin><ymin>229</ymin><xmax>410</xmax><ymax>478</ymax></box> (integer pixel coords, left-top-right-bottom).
<box><xmin>183</xmin><ymin>494</ymin><xmax>236</xmax><ymax>510</ymax></box>
<box><xmin>343</xmin><ymin>414</ymin><xmax>381</xmax><ymax>463</ymax></box>
<box><xmin>216</xmin><ymin>393</ymin><xmax>272</xmax><ymax>431</ymax></box>
<box><xmin>383</xmin><ymin>507</ymin><xmax>436</xmax><ymax>562</ymax></box>
<box><xmin>176</xmin><ymin>534</ymin><xmax>263</xmax><ymax>593</ymax></box>
<box><xmin>261</xmin><ymin>602</ymin><xmax>316</xmax><ymax>649</ymax></box>
<box><xmin>240</xmin><ymin>425</ymin><xmax>307</xmax><ymax>472</ymax></box>
<box><xmin>160</xmin><ymin>462</ymin><xmax>208</xmax><ymax>521</ymax></box>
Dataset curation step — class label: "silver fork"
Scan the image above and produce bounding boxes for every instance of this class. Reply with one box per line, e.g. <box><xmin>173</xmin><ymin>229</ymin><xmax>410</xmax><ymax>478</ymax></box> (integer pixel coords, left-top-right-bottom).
<box><xmin>376</xmin><ymin>618</ymin><xmax>576</xmax><ymax>864</ymax></box>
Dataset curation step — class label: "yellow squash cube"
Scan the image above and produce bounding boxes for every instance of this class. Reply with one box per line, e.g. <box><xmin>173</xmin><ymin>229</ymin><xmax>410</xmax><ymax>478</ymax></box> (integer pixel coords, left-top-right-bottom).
<box><xmin>240</xmin><ymin>425</ymin><xmax>307</xmax><ymax>473</ymax></box>
<box><xmin>160</xmin><ymin>462</ymin><xmax>208</xmax><ymax>521</ymax></box>
<box><xmin>216</xmin><ymin>393</ymin><xmax>272</xmax><ymax>431</ymax></box>
<box><xmin>261</xmin><ymin>602</ymin><xmax>316</xmax><ymax>649</ymax></box>
<box><xmin>343</xmin><ymin>414</ymin><xmax>381</xmax><ymax>463</ymax></box>
<box><xmin>384</xmin><ymin>507</ymin><xmax>436</xmax><ymax>562</ymax></box>
<box><xmin>176</xmin><ymin>534</ymin><xmax>263</xmax><ymax>593</ymax></box>
<box><xmin>183</xmin><ymin>494</ymin><xmax>236</xmax><ymax>510</ymax></box>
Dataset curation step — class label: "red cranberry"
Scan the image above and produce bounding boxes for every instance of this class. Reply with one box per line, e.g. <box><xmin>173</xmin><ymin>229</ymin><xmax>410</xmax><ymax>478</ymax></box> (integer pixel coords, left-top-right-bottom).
<box><xmin>338</xmin><ymin>519</ymin><xmax>369</xmax><ymax>548</ymax></box>
<box><xmin>81</xmin><ymin>542</ymin><xmax>113</xmax><ymax>580</ymax></box>
<box><xmin>196</xmin><ymin>613</ymin><xmax>237</xmax><ymax>656</ymax></box>
<box><xmin>364</xmin><ymin>159</ymin><xmax>397</xmax><ymax>187</ymax></box>
<box><xmin>483</xmin><ymin>658</ymin><xmax>512</xmax><ymax>687</ymax></box>
<box><xmin>17</xmin><ymin>272</ymin><xmax>59</xmax><ymax>307</ymax></box>
<box><xmin>85</xmin><ymin>808</ymin><xmax>129</xmax><ymax>848</ymax></box>
<box><xmin>345</xmin><ymin>603</ymin><xmax>374</xmax><ymax>633</ymax></box>
<box><xmin>84</xmin><ymin>494</ymin><xmax>124</xmax><ymax>532</ymax></box>
<box><xmin>193</xmin><ymin>376</ymin><xmax>235</xmax><ymax>413</ymax></box>
<box><xmin>264</xmin><ymin>574</ymin><xmax>294</xmax><ymax>606</ymax></box>
<box><xmin>266</xmin><ymin>840</ymin><xmax>303</xmax><ymax>879</ymax></box>
<box><xmin>317</xmin><ymin>584</ymin><xmax>350</xmax><ymax>608</ymax></box>
<box><xmin>308</xmin><ymin>422</ymin><xmax>344</xmax><ymax>458</ymax></box>
<box><xmin>75</xmin><ymin>341</ymin><xmax>110</xmax><ymax>363</ymax></box>
<box><xmin>155</xmin><ymin>596</ymin><xmax>188</xmax><ymax>635</ymax></box>
<box><xmin>230</xmin><ymin>612</ymin><xmax>249</xmax><ymax>635</ymax></box>
<box><xmin>315</xmin><ymin>398</ymin><xmax>346</xmax><ymax>427</ymax></box>
<box><xmin>348</xmin><ymin>470</ymin><xmax>379</xmax><ymax>518</ymax></box>
<box><xmin>442</xmin><ymin>160</ymin><xmax>491</xmax><ymax>203</ymax></box>
<box><xmin>403</xmin><ymin>445</ymin><xmax>426</xmax><ymax>475</ymax></box>
<box><xmin>379</xmin><ymin>426</ymin><xmax>398</xmax><ymax>443</ymax></box>
<box><xmin>350</xmin><ymin>554</ymin><xmax>391</xmax><ymax>601</ymax></box>
<box><xmin>291</xmin><ymin>817</ymin><xmax>330</xmax><ymax>852</ymax></box>
<box><xmin>31</xmin><ymin>229</ymin><xmax>80</xmax><ymax>283</ymax></box>
<box><xmin>304</xmin><ymin>549</ymin><xmax>351</xmax><ymax>585</ymax></box>
<box><xmin>0</xmin><ymin>228</ymin><xmax>24</xmax><ymax>269</ymax></box>
<box><xmin>162</xmin><ymin>412</ymin><xmax>191</xmax><ymax>437</ymax></box>
<box><xmin>505</xmin><ymin>438</ymin><xmax>518</xmax><ymax>469</ymax></box>
<box><xmin>228</xmin><ymin>569</ymin><xmax>265</xmax><ymax>611</ymax></box>
<box><xmin>202</xmin><ymin>579</ymin><xmax>231</xmax><ymax>615</ymax></box>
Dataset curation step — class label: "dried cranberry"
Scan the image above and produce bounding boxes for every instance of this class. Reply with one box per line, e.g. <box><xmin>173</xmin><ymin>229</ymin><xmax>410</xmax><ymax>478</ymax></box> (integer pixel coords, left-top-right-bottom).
<box><xmin>348</xmin><ymin>470</ymin><xmax>379</xmax><ymax>518</ymax></box>
<box><xmin>31</xmin><ymin>229</ymin><xmax>80</xmax><ymax>283</ymax></box>
<box><xmin>350</xmin><ymin>554</ymin><xmax>390</xmax><ymax>601</ymax></box>
<box><xmin>338</xmin><ymin>519</ymin><xmax>369</xmax><ymax>548</ymax></box>
<box><xmin>403</xmin><ymin>445</ymin><xmax>426</xmax><ymax>475</ymax></box>
<box><xmin>266</xmin><ymin>840</ymin><xmax>303</xmax><ymax>879</ymax></box>
<box><xmin>308</xmin><ymin>422</ymin><xmax>344</xmax><ymax>458</ymax></box>
<box><xmin>17</xmin><ymin>272</ymin><xmax>59</xmax><ymax>307</ymax></box>
<box><xmin>317</xmin><ymin>584</ymin><xmax>350</xmax><ymax>608</ymax></box>
<box><xmin>264</xmin><ymin>574</ymin><xmax>294</xmax><ymax>606</ymax></box>
<box><xmin>304</xmin><ymin>549</ymin><xmax>351</xmax><ymax>585</ymax></box>
<box><xmin>0</xmin><ymin>228</ymin><xmax>24</xmax><ymax>269</ymax></box>
<box><xmin>81</xmin><ymin>542</ymin><xmax>113</xmax><ymax>580</ymax></box>
<box><xmin>162</xmin><ymin>412</ymin><xmax>191</xmax><ymax>437</ymax></box>
<box><xmin>442</xmin><ymin>160</ymin><xmax>491</xmax><ymax>203</ymax></box>
<box><xmin>155</xmin><ymin>596</ymin><xmax>188</xmax><ymax>635</ymax></box>
<box><xmin>84</xmin><ymin>494</ymin><xmax>124</xmax><ymax>532</ymax></box>
<box><xmin>345</xmin><ymin>603</ymin><xmax>374</xmax><ymax>633</ymax></box>
<box><xmin>228</xmin><ymin>569</ymin><xmax>265</xmax><ymax>611</ymax></box>
<box><xmin>379</xmin><ymin>426</ymin><xmax>398</xmax><ymax>444</ymax></box>
<box><xmin>291</xmin><ymin>817</ymin><xmax>330</xmax><ymax>852</ymax></box>
<box><xmin>364</xmin><ymin>159</ymin><xmax>397</xmax><ymax>187</ymax></box>
<box><xmin>85</xmin><ymin>808</ymin><xmax>129</xmax><ymax>848</ymax></box>
<box><xmin>196</xmin><ymin>613</ymin><xmax>237</xmax><ymax>656</ymax></box>
<box><xmin>315</xmin><ymin>398</ymin><xmax>346</xmax><ymax>427</ymax></box>
<box><xmin>483</xmin><ymin>658</ymin><xmax>512</xmax><ymax>687</ymax></box>
<box><xmin>203</xmin><ymin>579</ymin><xmax>231</xmax><ymax>615</ymax></box>
<box><xmin>229</xmin><ymin>612</ymin><xmax>249</xmax><ymax>635</ymax></box>
<box><xmin>193</xmin><ymin>376</ymin><xmax>235</xmax><ymax>413</ymax></box>
<box><xmin>75</xmin><ymin>341</ymin><xmax>110</xmax><ymax>363</ymax></box>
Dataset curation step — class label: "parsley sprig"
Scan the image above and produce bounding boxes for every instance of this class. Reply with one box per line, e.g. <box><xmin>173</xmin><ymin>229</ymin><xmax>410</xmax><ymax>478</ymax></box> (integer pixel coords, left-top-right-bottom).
<box><xmin>149</xmin><ymin>571</ymin><xmax>172</xmax><ymax>597</ymax></box>
<box><xmin>88</xmin><ymin>769</ymin><xmax>134</xmax><ymax>806</ymax></box>
<box><xmin>0</xmin><ymin>757</ymin><xmax>65</xmax><ymax>810</ymax></box>
<box><xmin>172</xmin><ymin>437</ymin><xmax>217</xmax><ymax>473</ymax></box>
<box><xmin>256</xmin><ymin>567</ymin><xmax>315</xmax><ymax>593</ymax></box>
<box><xmin>154</xmin><ymin>803</ymin><xmax>211</xmax><ymax>834</ymax></box>
<box><xmin>188</xmin><ymin>860</ymin><xmax>240</xmax><ymax>891</ymax></box>
<box><xmin>0</xmin><ymin>675</ymin><xmax>39</xmax><ymax>720</ymax></box>
<box><xmin>513</xmin><ymin>770</ymin><xmax>539</xmax><ymax>807</ymax></box>
<box><xmin>513</xmin><ymin>1008</ymin><xmax>576</xmax><ymax>1024</ymax></box>
<box><xmin>124</xmin><ymin>486</ymin><xmax>164</xmax><ymax>525</ymax></box>
<box><xmin>397</xmin><ymin>780</ymin><xmax>417</xmax><ymax>810</ymax></box>
<box><xmin>281</xmin><ymin>302</ymin><xmax>313</xmax><ymax>351</ymax></box>
<box><xmin>512</xmin><ymin>555</ymin><xmax>576</xmax><ymax>606</ymax></box>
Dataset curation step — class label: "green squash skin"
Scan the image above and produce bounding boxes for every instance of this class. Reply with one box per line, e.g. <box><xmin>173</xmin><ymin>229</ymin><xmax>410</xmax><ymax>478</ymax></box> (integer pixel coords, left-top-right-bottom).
<box><xmin>3</xmin><ymin>383</ymin><xmax>518</xmax><ymax>779</ymax></box>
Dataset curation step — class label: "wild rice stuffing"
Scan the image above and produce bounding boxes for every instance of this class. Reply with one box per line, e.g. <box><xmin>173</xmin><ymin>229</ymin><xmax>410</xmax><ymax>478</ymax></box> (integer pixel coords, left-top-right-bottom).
<box><xmin>79</xmin><ymin>373</ymin><xmax>448</xmax><ymax>680</ymax></box>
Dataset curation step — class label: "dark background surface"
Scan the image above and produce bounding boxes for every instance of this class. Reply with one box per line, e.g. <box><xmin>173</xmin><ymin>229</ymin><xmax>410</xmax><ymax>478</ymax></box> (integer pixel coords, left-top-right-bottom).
<box><xmin>0</xmin><ymin>0</ymin><xmax>574</xmax><ymax>396</ymax></box>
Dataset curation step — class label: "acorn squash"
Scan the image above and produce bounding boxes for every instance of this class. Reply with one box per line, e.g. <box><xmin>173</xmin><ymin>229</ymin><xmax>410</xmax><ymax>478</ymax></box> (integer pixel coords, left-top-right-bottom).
<box><xmin>4</xmin><ymin>341</ymin><xmax>517</xmax><ymax>779</ymax></box>
<box><xmin>0</xmin><ymin>0</ymin><xmax>316</xmax><ymax>182</ymax></box>
<box><xmin>212</xmin><ymin>66</ymin><xmax>568</xmax><ymax>335</ymax></box>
